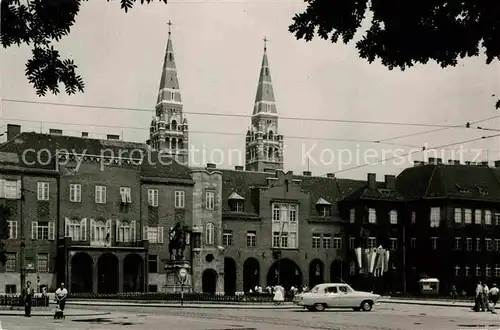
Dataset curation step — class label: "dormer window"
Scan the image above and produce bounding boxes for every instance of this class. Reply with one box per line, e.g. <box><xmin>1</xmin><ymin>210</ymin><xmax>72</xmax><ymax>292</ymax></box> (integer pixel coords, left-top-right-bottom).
<box><xmin>476</xmin><ymin>186</ymin><xmax>488</xmax><ymax>196</ymax></box>
<box><xmin>456</xmin><ymin>184</ymin><xmax>470</xmax><ymax>194</ymax></box>
<box><xmin>316</xmin><ymin>198</ymin><xmax>331</xmax><ymax>217</ymax></box>
<box><xmin>377</xmin><ymin>189</ymin><xmax>391</xmax><ymax>196</ymax></box>
<box><xmin>228</xmin><ymin>192</ymin><xmax>244</xmax><ymax>212</ymax></box>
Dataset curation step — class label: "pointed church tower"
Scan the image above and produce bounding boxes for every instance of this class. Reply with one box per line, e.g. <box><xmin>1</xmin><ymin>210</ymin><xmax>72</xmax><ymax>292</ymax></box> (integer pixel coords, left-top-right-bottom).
<box><xmin>148</xmin><ymin>20</ymin><xmax>189</xmax><ymax>165</ymax></box>
<box><xmin>245</xmin><ymin>38</ymin><xmax>284</xmax><ymax>172</ymax></box>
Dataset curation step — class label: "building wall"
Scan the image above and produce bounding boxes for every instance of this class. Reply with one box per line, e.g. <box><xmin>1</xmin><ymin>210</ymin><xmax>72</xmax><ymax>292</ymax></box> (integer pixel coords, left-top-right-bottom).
<box><xmin>190</xmin><ymin>168</ymin><xmax>224</xmax><ymax>293</ymax></box>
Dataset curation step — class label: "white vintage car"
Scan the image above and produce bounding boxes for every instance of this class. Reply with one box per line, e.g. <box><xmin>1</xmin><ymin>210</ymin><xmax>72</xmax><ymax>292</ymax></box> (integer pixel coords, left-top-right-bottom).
<box><xmin>293</xmin><ymin>283</ymin><xmax>381</xmax><ymax>312</ymax></box>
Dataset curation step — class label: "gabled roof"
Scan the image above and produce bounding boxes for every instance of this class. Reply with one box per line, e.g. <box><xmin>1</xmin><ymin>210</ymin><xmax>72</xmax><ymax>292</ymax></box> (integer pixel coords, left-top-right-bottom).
<box><xmin>341</xmin><ymin>182</ymin><xmax>405</xmax><ymax>202</ymax></box>
<box><xmin>316</xmin><ymin>197</ymin><xmax>331</xmax><ymax>205</ymax></box>
<box><xmin>0</xmin><ymin>132</ymin><xmax>192</xmax><ymax>180</ymax></box>
<box><xmin>397</xmin><ymin>163</ymin><xmax>500</xmax><ymax>201</ymax></box>
<box><xmin>228</xmin><ymin>192</ymin><xmax>245</xmax><ymax>200</ymax></box>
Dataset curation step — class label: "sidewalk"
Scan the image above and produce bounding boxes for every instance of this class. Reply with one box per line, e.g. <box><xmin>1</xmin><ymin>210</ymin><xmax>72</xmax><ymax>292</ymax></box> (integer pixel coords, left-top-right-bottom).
<box><xmin>67</xmin><ymin>300</ymin><xmax>296</xmax><ymax>309</ymax></box>
<box><xmin>0</xmin><ymin>308</ymin><xmax>111</xmax><ymax>317</ymax></box>
<box><xmin>380</xmin><ymin>298</ymin><xmax>488</xmax><ymax>309</ymax></box>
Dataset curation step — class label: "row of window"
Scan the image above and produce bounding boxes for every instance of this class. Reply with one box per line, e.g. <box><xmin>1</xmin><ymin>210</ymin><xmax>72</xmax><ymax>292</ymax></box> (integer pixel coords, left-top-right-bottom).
<box><xmin>349</xmin><ymin>209</ymin><xmax>398</xmax><ymax>224</ymax></box>
<box><xmin>312</xmin><ymin>234</ymin><xmax>342</xmax><ymax>249</ymax></box>
<box><xmin>7</xmin><ymin>220</ymin><xmax>165</xmax><ymax>244</ymax></box>
<box><xmin>4</xmin><ymin>253</ymin><xmax>49</xmax><ymax>273</ymax></box>
<box><xmin>346</xmin><ymin>237</ymin><xmax>398</xmax><ymax>250</ymax></box>
<box><xmin>455</xmin><ymin>265</ymin><xmax>500</xmax><ymax>277</ymax></box>
<box><xmin>454</xmin><ymin>208</ymin><xmax>499</xmax><ymax>225</ymax></box>
<box><xmin>222</xmin><ymin>230</ymin><xmax>256</xmax><ymax>247</ymax></box>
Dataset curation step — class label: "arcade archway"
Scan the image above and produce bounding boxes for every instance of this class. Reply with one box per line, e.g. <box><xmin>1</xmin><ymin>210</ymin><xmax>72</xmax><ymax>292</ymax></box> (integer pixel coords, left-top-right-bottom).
<box><xmin>202</xmin><ymin>269</ymin><xmax>218</xmax><ymax>294</ymax></box>
<box><xmin>330</xmin><ymin>260</ymin><xmax>343</xmax><ymax>282</ymax></box>
<box><xmin>123</xmin><ymin>253</ymin><xmax>144</xmax><ymax>292</ymax></box>
<box><xmin>98</xmin><ymin>253</ymin><xmax>119</xmax><ymax>293</ymax></box>
<box><xmin>224</xmin><ymin>258</ymin><xmax>236</xmax><ymax>295</ymax></box>
<box><xmin>71</xmin><ymin>253</ymin><xmax>93</xmax><ymax>293</ymax></box>
<box><xmin>266</xmin><ymin>258</ymin><xmax>302</xmax><ymax>290</ymax></box>
<box><xmin>243</xmin><ymin>257</ymin><xmax>260</xmax><ymax>292</ymax></box>
<box><xmin>309</xmin><ymin>259</ymin><xmax>324</xmax><ymax>287</ymax></box>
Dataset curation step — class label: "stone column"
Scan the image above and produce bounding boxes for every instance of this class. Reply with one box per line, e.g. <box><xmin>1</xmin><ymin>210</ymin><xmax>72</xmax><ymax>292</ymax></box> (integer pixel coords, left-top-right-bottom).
<box><xmin>118</xmin><ymin>255</ymin><xmax>124</xmax><ymax>293</ymax></box>
<box><xmin>92</xmin><ymin>254</ymin><xmax>99</xmax><ymax>293</ymax></box>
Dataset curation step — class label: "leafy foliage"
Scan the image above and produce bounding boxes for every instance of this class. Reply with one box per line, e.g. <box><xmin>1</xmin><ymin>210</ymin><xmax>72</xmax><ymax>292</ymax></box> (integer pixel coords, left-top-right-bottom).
<box><xmin>1</xmin><ymin>0</ymin><xmax>167</xmax><ymax>97</ymax></box>
<box><xmin>0</xmin><ymin>205</ymin><xmax>11</xmax><ymax>266</ymax></box>
<box><xmin>289</xmin><ymin>0</ymin><xmax>500</xmax><ymax>108</ymax></box>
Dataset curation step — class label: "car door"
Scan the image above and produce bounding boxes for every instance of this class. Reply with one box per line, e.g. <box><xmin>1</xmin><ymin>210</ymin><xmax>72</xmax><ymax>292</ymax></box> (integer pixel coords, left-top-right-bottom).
<box><xmin>337</xmin><ymin>285</ymin><xmax>354</xmax><ymax>307</ymax></box>
<box><xmin>323</xmin><ymin>286</ymin><xmax>340</xmax><ymax>307</ymax></box>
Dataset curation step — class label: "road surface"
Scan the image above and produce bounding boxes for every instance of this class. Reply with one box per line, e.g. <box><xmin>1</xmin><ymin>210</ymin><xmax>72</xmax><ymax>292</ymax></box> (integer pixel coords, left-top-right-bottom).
<box><xmin>2</xmin><ymin>303</ymin><xmax>500</xmax><ymax>330</ymax></box>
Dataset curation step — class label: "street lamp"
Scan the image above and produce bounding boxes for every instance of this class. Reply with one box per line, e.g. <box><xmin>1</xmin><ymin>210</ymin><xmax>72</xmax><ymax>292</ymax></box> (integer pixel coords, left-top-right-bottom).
<box><xmin>178</xmin><ymin>267</ymin><xmax>188</xmax><ymax>306</ymax></box>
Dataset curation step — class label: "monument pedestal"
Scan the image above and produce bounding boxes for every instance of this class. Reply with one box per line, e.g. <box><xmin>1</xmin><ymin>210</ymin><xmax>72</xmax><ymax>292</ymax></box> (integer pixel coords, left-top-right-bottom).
<box><xmin>163</xmin><ymin>260</ymin><xmax>192</xmax><ymax>293</ymax></box>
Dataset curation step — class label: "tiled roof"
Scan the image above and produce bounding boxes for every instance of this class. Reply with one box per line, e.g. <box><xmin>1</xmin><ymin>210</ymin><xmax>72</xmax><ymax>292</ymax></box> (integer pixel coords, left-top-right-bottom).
<box><xmin>0</xmin><ymin>132</ymin><xmax>191</xmax><ymax>180</ymax></box>
<box><xmin>397</xmin><ymin>164</ymin><xmax>500</xmax><ymax>201</ymax></box>
<box><xmin>341</xmin><ymin>182</ymin><xmax>405</xmax><ymax>202</ymax></box>
<box><xmin>219</xmin><ymin>169</ymin><xmax>365</xmax><ymax>214</ymax></box>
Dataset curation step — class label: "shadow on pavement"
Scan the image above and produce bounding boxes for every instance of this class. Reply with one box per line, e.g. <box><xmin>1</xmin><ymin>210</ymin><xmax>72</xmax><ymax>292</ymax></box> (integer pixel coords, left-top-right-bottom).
<box><xmin>72</xmin><ymin>317</ymin><xmax>141</xmax><ymax>326</ymax></box>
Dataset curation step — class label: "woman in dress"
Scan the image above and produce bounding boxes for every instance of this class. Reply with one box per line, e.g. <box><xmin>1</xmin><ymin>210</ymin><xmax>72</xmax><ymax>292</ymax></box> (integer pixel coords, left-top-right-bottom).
<box><xmin>273</xmin><ymin>285</ymin><xmax>285</xmax><ymax>305</ymax></box>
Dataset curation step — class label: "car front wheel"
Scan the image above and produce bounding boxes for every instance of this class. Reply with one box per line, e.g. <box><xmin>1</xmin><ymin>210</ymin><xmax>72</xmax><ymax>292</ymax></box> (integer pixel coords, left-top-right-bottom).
<box><xmin>360</xmin><ymin>300</ymin><xmax>373</xmax><ymax>312</ymax></box>
<box><xmin>313</xmin><ymin>303</ymin><xmax>326</xmax><ymax>312</ymax></box>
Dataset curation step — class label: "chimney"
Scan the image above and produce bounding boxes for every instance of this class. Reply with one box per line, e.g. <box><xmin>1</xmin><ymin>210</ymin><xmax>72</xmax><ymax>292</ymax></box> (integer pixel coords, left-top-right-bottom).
<box><xmin>107</xmin><ymin>134</ymin><xmax>120</xmax><ymax>140</ymax></box>
<box><xmin>326</xmin><ymin>173</ymin><xmax>335</xmax><ymax>178</ymax></box>
<box><xmin>49</xmin><ymin>128</ymin><xmax>62</xmax><ymax>135</ymax></box>
<box><xmin>385</xmin><ymin>175</ymin><xmax>396</xmax><ymax>190</ymax></box>
<box><xmin>436</xmin><ymin>158</ymin><xmax>443</xmax><ymax>164</ymax></box>
<box><xmin>367</xmin><ymin>173</ymin><xmax>376</xmax><ymax>190</ymax></box>
<box><xmin>6</xmin><ymin>124</ymin><xmax>21</xmax><ymax>140</ymax></box>
<box><xmin>495</xmin><ymin>160</ymin><xmax>500</xmax><ymax>168</ymax></box>
<box><xmin>302</xmin><ymin>171</ymin><xmax>311</xmax><ymax>176</ymax></box>
<box><xmin>428</xmin><ymin>157</ymin><xmax>436</xmax><ymax>164</ymax></box>
<box><xmin>206</xmin><ymin>163</ymin><xmax>216</xmax><ymax>169</ymax></box>
<box><xmin>465</xmin><ymin>161</ymin><xmax>471</xmax><ymax>165</ymax></box>
<box><xmin>234</xmin><ymin>166</ymin><xmax>244</xmax><ymax>171</ymax></box>
<box><xmin>481</xmin><ymin>161</ymin><xmax>489</xmax><ymax>167</ymax></box>
<box><xmin>413</xmin><ymin>160</ymin><xmax>424</xmax><ymax>167</ymax></box>
<box><xmin>453</xmin><ymin>160</ymin><xmax>460</xmax><ymax>165</ymax></box>
<box><xmin>81</xmin><ymin>132</ymin><xmax>89</xmax><ymax>138</ymax></box>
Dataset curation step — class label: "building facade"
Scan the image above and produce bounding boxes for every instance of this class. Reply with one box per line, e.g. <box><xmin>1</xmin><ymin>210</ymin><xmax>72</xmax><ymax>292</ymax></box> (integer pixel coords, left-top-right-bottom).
<box><xmin>0</xmin><ymin>129</ymin><xmax>194</xmax><ymax>294</ymax></box>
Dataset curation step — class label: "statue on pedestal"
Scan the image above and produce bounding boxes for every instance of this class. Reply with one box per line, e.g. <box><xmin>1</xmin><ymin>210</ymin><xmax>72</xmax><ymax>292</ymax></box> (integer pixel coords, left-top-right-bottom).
<box><xmin>169</xmin><ymin>222</ymin><xmax>187</xmax><ymax>261</ymax></box>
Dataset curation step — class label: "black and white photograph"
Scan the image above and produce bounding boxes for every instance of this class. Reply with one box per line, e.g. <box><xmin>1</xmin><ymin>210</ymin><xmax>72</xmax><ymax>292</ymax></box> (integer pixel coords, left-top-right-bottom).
<box><xmin>1</xmin><ymin>0</ymin><xmax>500</xmax><ymax>329</ymax></box>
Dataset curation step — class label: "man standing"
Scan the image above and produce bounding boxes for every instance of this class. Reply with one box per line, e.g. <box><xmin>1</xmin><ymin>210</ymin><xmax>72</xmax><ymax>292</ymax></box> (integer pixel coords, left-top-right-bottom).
<box><xmin>483</xmin><ymin>283</ymin><xmax>490</xmax><ymax>312</ymax></box>
<box><xmin>24</xmin><ymin>281</ymin><xmax>33</xmax><ymax>317</ymax></box>
<box><xmin>473</xmin><ymin>281</ymin><xmax>484</xmax><ymax>312</ymax></box>
<box><xmin>490</xmin><ymin>284</ymin><xmax>499</xmax><ymax>313</ymax></box>
<box><xmin>55</xmin><ymin>282</ymin><xmax>68</xmax><ymax>312</ymax></box>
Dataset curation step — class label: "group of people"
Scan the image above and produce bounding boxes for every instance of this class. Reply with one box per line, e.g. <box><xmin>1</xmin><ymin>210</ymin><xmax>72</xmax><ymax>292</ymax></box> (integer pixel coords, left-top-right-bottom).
<box><xmin>472</xmin><ymin>281</ymin><xmax>499</xmax><ymax>313</ymax></box>
<box><xmin>23</xmin><ymin>282</ymin><xmax>67</xmax><ymax>318</ymax></box>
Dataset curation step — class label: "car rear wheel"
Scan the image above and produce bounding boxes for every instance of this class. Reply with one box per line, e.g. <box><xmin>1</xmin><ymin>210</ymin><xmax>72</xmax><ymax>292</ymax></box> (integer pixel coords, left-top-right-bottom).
<box><xmin>313</xmin><ymin>303</ymin><xmax>326</xmax><ymax>312</ymax></box>
<box><xmin>360</xmin><ymin>300</ymin><xmax>373</xmax><ymax>312</ymax></box>
<box><xmin>306</xmin><ymin>306</ymin><xmax>315</xmax><ymax>311</ymax></box>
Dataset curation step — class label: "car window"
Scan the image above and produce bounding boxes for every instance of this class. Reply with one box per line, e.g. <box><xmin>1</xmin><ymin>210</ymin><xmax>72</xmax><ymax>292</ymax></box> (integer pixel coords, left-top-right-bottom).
<box><xmin>325</xmin><ymin>286</ymin><xmax>338</xmax><ymax>294</ymax></box>
<box><xmin>311</xmin><ymin>285</ymin><xmax>320</xmax><ymax>293</ymax></box>
<box><xmin>338</xmin><ymin>286</ymin><xmax>348</xmax><ymax>294</ymax></box>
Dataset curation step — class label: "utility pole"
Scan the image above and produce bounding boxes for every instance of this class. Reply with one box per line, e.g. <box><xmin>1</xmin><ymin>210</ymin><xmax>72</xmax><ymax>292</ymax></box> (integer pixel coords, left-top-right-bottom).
<box><xmin>19</xmin><ymin>175</ymin><xmax>25</xmax><ymax>294</ymax></box>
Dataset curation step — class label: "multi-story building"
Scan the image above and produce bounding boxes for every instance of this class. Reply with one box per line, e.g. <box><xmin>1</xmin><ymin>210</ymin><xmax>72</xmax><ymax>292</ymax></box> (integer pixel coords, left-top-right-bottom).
<box><xmin>0</xmin><ymin>126</ymin><xmax>194</xmax><ymax>294</ymax></box>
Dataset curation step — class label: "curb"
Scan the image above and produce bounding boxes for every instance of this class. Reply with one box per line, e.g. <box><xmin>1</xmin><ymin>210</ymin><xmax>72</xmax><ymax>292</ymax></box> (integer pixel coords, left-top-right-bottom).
<box><xmin>380</xmin><ymin>299</ymin><xmax>482</xmax><ymax>309</ymax></box>
<box><xmin>68</xmin><ymin>301</ymin><xmax>297</xmax><ymax>309</ymax></box>
<box><xmin>0</xmin><ymin>311</ymin><xmax>111</xmax><ymax>317</ymax></box>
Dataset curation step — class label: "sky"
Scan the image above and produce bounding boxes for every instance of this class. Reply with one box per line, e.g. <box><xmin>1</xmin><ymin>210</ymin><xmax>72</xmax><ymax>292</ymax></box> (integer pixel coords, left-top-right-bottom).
<box><xmin>1</xmin><ymin>0</ymin><xmax>500</xmax><ymax>180</ymax></box>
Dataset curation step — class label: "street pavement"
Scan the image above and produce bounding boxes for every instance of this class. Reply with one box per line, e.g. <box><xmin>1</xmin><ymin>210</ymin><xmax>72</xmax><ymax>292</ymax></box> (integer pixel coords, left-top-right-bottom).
<box><xmin>2</xmin><ymin>303</ymin><xmax>500</xmax><ymax>330</ymax></box>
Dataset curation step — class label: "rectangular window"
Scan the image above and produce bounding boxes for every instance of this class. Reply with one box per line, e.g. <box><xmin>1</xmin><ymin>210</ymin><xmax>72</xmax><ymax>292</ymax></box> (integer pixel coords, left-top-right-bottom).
<box><xmin>367</xmin><ymin>237</ymin><xmax>376</xmax><ymax>249</ymax></box>
<box><xmin>323</xmin><ymin>234</ymin><xmax>332</xmax><ymax>249</ymax></box>
<box><xmin>465</xmin><ymin>266</ymin><xmax>471</xmax><ymax>277</ymax></box>
<box><xmin>411</xmin><ymin>237</ymin><xmax>416</xmax><ymax>248</ymax></box>
<box><xmin>146</xmin><ymin>226</ymin><xmax>163</xmax><ymax>244</ymax></box>
<box><xmin>8</xmin><ymin>220</ymin><xmax>17</xmax><ymax>239</ymax></box>
<box><xmin>430</xmin><ymin>207</ymin><xmax>440</xmax><ymax>227</ymax></box>
<box><xmin>312</xmin><ymin>234</ymin><xmax>321</xmax><ymax>249</ymax></box>
<box><xmin>246</xmin><ymin>231</ymin><xmax>256</xmax><ymax>247</ymax></box>
<box><xmin>272</xmin><ymin>232</ymin><xmax>280</xmax><ymax>248</ymax></box>
<box><xmin>222</xmin><ymin>229</ymin><xmax>232</xmax><ymax>246</ymax></box>
<box><xmin>272</xmin><ymin>204</ymin><xmax>280</xmax><ymax>221</ymax></box>
<box><xmin>486</xmin><ymin>238</ymin><xmax>492</xmax><ymax>251</ymax></box>
<box><xmin>148</xmin><ymin>189</ymin><xmax>158</xmax><ymax>207</ymax></box>
<box><xmin>485</xmin><ymin>210</ymin><xmax>492</xmax><ymax>225</ymax></box>
<box><xmin>333</xmin><ymin>237</ymin><xmax>342</xmax><ymax>249</ymax></box>
<box><xmin>280</xmin><ymin>232</ymin><xmax>288</xmax><ymax>248</ymax></box>
<box><xmin>495</xmin><ymin>239</ymin><xmax>500</xmax><ymax>251</ymax></box>
<box><xmin>454</xmin><ymin>265</ymin><xmax>461</xmax><ymax>276</ymax></box>
<box><xmin>119</xmin><ymin>187</ymin><xmax>131</xmax><ymax>204</ymax></box>
<box><xmin>231</xmin><ymin>201</ymin><xmax>243</xmax><ymax>212</ymax></box>
<box><xmin>95</xmin><ymin>185</ymin><xmax>106</xmax><ymax>204</ymax></box>
<box><xmin>455</xmin><ymin>237</ymin><xmax>462</xmax><ymax>250</ymax></box>
<box><xmin>454</xmin><ymin>208</ymin><xmax>462</xmax><ymax>223</ymax></box>
<box><xmin>289</xmin><ymin>232</ymin><xmax>297</xmax><ymax>248</ymax></box>
<box><xmin>476</xmin><ymin>238</ymin><xmax>482</xmax><ymax>251</ymax></box>
<box><xmin>465</xmin><ymin>209</ymin><xmax>472</xmax><ymax>224</ymax></box>
<box><xmin>4</xmin><ymin>180</ymin><xmax>19</xmax><ymax>199</ymax></box>
<box><xmin>390</xmin><ymin>238</ymin><xmax>397</xmax><ymax>251</ymax></box>
<box><xmin>466</xmin><ymin>237</ymin><xmax>472</xmax><ymax>251</ymax></box>
<box><xmin>5</xmin><ymin>253</ymin><xmax>16</xmax><ymax>272</ymax></box>
<box><xmin>495</xmin><ymin>265</ymin><xmax>500</xmax><ymax>277</ymax></box>
<box><xmin>486</xmin><ymin>265</ymin><xmax>492</xmax><ymax>277</ymax></box>
<box><xmin>475</xmin><ymin>210</ymin><xmax>482</xmax><ymax>224</ymax></box>
<box><xmin>289</xmin><ymin>205</ymin><xmax>297</xmax><ymax>222</ymax></box>
<box><xmin>33</xmin><ymin>221</ymin><xmax>55</xmax><ymax>240</ymax></box>
<box><xmin>389</xmin><ymin>210</ymin><xmax>398</xmax><ymax>224</ymax></box>
<box><xmin>148</xmin><ymin>255</ymin><xmax>158</xmax><ymax>273</ymax></box>
<box><xmin>37</xmin><ymin>182</ymin><xmax>49</xmax><ymax>201</ymax></box>
<box><xmin>205</xmin><ymin>191</ymin><xmax>215</xmax><ymax>209</ymax></box>
<box><xmin>69</xmin><ymin>184</ymin><xmax>81</xmax><ymax>203</ymax></box>
<box><xmin>349</xmin><ymin>208</ymin><xmax>355</xmax><ymax>223</ymax></box>
<box><xmin>431</xmin><ymin>237</ymin><xmax>438</xmax><ymax>250</ymax></box>
<box><xmin>349</xmin><ymin>237</ymin><xmax>355</xmax><ymax>249</ymax></box>
<box><xmin>476</xmin><ymin>265</ymin><xmax>481</xmax><ymax>277</ymax></box>
<box><xmin>411</xmin><ymin>211</ymin><xmax>416</xmax><ymax>224</ymax></box>
<box><xmin>37</xmin><ymin>253</ymin><xmax>48</xmax><ymax>273</ymax></box>
<box><xmin>175</xmin><ymin>191</ymin><xmax>185</xmax><ymax>208</ymax></box>
<box><xmin>495</xmin><ymin>213</ymin><xmax>500</xmax><ymax>225</ymax></box>
<box><xmin>368</xmin><ymin>208</ymin><xmax>376</xmax><ymax>224</ymax></box>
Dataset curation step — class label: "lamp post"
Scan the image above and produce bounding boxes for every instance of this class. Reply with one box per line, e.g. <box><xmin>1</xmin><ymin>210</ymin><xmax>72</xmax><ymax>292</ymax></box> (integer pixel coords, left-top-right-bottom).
<box><xmin>178</xmin><ymin>267</ymin><xmax>187</xmax><ymax>306</ymax></box>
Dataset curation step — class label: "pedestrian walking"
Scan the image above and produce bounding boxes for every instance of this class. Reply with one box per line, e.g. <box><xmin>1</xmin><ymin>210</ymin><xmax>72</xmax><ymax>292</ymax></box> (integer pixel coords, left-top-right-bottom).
<box><xmin>24</xmin><ymin>281</ymin><xmax>33</xmax><ymax>317</ymax></box>
<box><xmin>490</xmin><ymin>284</ymin><xmax>499</xmax><ymax>313</ymax></box>
<box><xmin>451</xmin><ymin>284</ymin><xmax>457</xmax><ymax>303</ymax></box>
<box><xmin>483</xmin><ymin>283</ymin><xmax>490</xmax><ymax>312</ymax></box>
<box><xmin>54</xmin><ymin>282</ymin><xmax>68</xmax><ymax>319</ymax></box>
<box><xmin>473</xmin><ymin>281</ymin><xmax>484</xmax><ymax>312</ymax></box>
<box><xmin>273</xmin><ymin>285</ymin><xmax>284</xmax><ymax>305</ymax></box>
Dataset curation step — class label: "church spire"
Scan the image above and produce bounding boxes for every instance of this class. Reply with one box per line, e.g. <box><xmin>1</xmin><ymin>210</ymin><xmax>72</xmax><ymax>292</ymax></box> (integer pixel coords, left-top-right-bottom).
<box><xmin>253</xmin><ymin>37</ymin><xmax>277</xmax><ymax>116</ymax></box>
<box><xmin>148</xmin><ymin>20</ymin><xmax>189</xmax><ymax>166</ymax></box>
<box><xmin>245</xmin><ymin>37</ymin><xmax>284</xmax><ymax>172</ymax></box>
